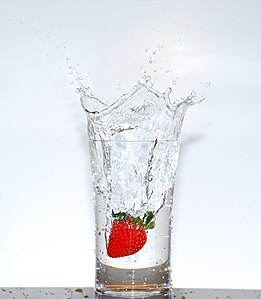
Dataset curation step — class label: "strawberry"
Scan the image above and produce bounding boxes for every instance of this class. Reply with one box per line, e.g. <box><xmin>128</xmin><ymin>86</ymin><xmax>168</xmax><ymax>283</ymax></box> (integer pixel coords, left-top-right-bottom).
<box><xmin>107</xmin><ymin>219</ymin><xmax>147</xmax><ymax>258</ymax></box>
<box><xmin>107</xmin><ymin>211</ymin><xmax>155</xmax><ymax>258</ymax></box>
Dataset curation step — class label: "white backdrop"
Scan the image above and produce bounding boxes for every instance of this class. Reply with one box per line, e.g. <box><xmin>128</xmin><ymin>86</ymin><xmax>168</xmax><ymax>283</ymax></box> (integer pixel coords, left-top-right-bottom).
<box><xmin>0</xmin><ymin>0</ymin><xmax>261</xmax><ymax>289</ymax></box>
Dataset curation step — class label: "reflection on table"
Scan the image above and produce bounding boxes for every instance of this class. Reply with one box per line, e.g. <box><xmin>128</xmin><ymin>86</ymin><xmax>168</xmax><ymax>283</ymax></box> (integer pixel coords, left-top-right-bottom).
<box><xmin>0</xmin><ymin>287</ymin><xmax>261</xmax><ymax>299</ymax></box>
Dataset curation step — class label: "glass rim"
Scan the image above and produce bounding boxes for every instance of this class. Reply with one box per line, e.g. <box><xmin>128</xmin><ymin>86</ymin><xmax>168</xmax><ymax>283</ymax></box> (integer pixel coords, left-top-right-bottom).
<box><xmin>88</xmin><ymin>138</ymin><xmax>180</xmax><ymax>143</ymax></box>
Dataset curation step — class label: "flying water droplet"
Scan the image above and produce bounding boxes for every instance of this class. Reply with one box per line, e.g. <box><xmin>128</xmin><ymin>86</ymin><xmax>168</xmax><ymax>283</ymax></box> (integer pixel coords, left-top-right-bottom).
<box><xmin>164</xmin><ymin>87</ymin><xmax>172</xmax><ymax>98</ymax></box>
<box><xmin>191</xmin><ymin>91</ymin><xmax>197</xmax><ymax>98</ymax></box>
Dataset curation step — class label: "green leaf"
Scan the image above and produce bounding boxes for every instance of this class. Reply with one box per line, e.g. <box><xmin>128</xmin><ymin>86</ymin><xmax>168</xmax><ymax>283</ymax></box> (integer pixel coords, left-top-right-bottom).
<box><xmin>130</xmin><ymin>217</ymin><xmax>136</xmax><ymax>224</ymax></box>
<box><xmin>146</xmin><ymin>221</ymin><xmax>155</xmax><ymax>229</ymax></box>
<box><xmin>119</xmin><ymin>212</ymin><xmax>127</xmax><ymax>221</ymax></box>
<box><xmin>112</xmin><ymin>211</ymin><xmax>127</xmax><ymax>221</ymax></box>
<box><xmin>137</xmin><ymin>218</ymin><xmax>143</xmax><ymax>227</ymax></box>
<box><xmin>145</xmin><ymin>211</ymin><xmax>154</xmax><ymax>225</ymax></box>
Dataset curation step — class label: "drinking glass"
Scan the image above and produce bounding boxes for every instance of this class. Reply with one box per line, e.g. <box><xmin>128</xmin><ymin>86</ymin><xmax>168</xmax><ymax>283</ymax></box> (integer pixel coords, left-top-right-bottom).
<box><xmin>80</xmin><ymin>80</ymin><xmax>204</xmax><ymax>297</ymax></box>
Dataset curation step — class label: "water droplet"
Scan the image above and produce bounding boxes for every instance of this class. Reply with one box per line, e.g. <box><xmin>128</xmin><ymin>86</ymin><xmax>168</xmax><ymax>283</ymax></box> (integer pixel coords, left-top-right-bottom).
<box><xmin>139</xmin><ymin>75</ymin><xmax>152</xmax><ymax>86</ymax></box>
<box><xmin>191</xmin><ymin>91</ymin><xmax>197</xmax><ymax>98</ymax></box>
<box><xmin>76</xmin><ymin>75</ymin><xmax>84</xmax><ymax>81</ymax></box>
<box><xmin>152</xmin><ymin>50</ymin><xmax>156</xmax><ymax>55</ymax></box>
<box><xmin>172</xmin><ymin>80</ymin><xmax>176</xmax><ymax>85</ymax></box>
<box><xmin>164</xmin><ymin>87</ymin><xmax>172</xmax><ymax>98</ymax></box>
<box><xmin>206</xmin><ymin>81</ymin><xmax>211</xmax><ymax>87</ymax></box>
<box><xmin>149</xmin><ymin>58</ymin><xmax>153</xmax><ymax>64</ymax></box>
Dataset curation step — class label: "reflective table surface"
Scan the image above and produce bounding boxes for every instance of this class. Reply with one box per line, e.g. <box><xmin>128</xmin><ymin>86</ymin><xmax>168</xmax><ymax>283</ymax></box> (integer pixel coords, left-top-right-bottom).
<box><xmin>1</xmin><ymin>288</ymin><xmax>261</xmax><ymax>299</ymax></box>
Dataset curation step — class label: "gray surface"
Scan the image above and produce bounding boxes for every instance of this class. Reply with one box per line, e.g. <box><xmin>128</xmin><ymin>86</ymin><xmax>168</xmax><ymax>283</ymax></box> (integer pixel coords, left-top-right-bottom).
<box><xmin>1</xmin><ymin>288</ymin><xmax>261</xmax><ymax>299</ymax></box>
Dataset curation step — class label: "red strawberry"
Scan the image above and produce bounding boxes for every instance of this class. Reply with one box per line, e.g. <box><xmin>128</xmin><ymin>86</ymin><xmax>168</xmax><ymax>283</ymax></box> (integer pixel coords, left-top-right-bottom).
<box><xmin>107</xmin><ymin>211</ymin><xmax>155</xmax><ymax>258</ymax></box>
<box><xmin>107</xmin><ymin>220</ymin><xmax>147</xmax><ymax>258</ymax></box>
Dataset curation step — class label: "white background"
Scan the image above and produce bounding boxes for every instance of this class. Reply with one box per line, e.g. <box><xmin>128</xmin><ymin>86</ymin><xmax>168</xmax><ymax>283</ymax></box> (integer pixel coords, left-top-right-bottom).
<box><xmin>0</xmin><ymin>0</ymin><xmax>261</xmax><ymax>289</ymax></box>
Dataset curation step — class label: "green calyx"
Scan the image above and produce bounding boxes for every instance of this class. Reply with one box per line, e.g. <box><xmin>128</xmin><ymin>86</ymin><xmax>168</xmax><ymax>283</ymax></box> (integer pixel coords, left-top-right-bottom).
<box><xmin>112</xmin><ymin>210</ymin><xmax>156</xmax><ymax>230</ymax></box>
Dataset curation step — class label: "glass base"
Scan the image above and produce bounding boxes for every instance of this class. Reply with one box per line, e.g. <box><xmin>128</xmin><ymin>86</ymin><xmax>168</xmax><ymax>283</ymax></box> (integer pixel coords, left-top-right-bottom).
<box><xmin>95</xmin><ymin>260</ymin><xmax>171</xmax><ymax>298</ymax></box>
<box><xmin>95</xmin><ymin>289</ymin><xmax>171</xmax><ymax>298</ymax></box>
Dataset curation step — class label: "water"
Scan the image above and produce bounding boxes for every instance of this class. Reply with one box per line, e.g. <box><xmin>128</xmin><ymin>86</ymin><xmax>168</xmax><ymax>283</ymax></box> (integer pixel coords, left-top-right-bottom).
<box><xmin>90</xmin><ymin>140</ymin><xmax>178</xmax><ymax>269</ymax></box>
<box><xmin>79</xmin><ymin>76</ymin><xmax>205</xmax><ymax>142</ymax></box>
<box><xmin>96</xmin><ymin>260</ymin><xmax>170</xmax><ymax>296</ymax></box>
<box><xmin>80</xmin><ymin>77</ymin><xmax>205</xmax><ymax>296</ymax></box>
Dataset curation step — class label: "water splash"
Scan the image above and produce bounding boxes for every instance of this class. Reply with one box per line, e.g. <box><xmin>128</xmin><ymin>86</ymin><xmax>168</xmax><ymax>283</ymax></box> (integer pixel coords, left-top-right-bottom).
<box><xmin>79</xmin><ymin>76</ymin><xmax>205</xmax><ymax>142</ymax></box>
<box><xmin>79</xmin><ymin>75</ymin><xmax>205</xmax><ymax>219</ymax></box>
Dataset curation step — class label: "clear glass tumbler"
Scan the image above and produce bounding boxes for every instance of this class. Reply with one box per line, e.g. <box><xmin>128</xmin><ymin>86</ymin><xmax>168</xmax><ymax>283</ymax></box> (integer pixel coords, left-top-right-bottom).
<box><xmin>88</xmin><ymin>139</ymin><xmax>179</xmax><ymax>297</ymax></box>
<box><xmin>80</xmin><ymin>77</ymin><xmax>204</xmax><ymax>297</ymax></box>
